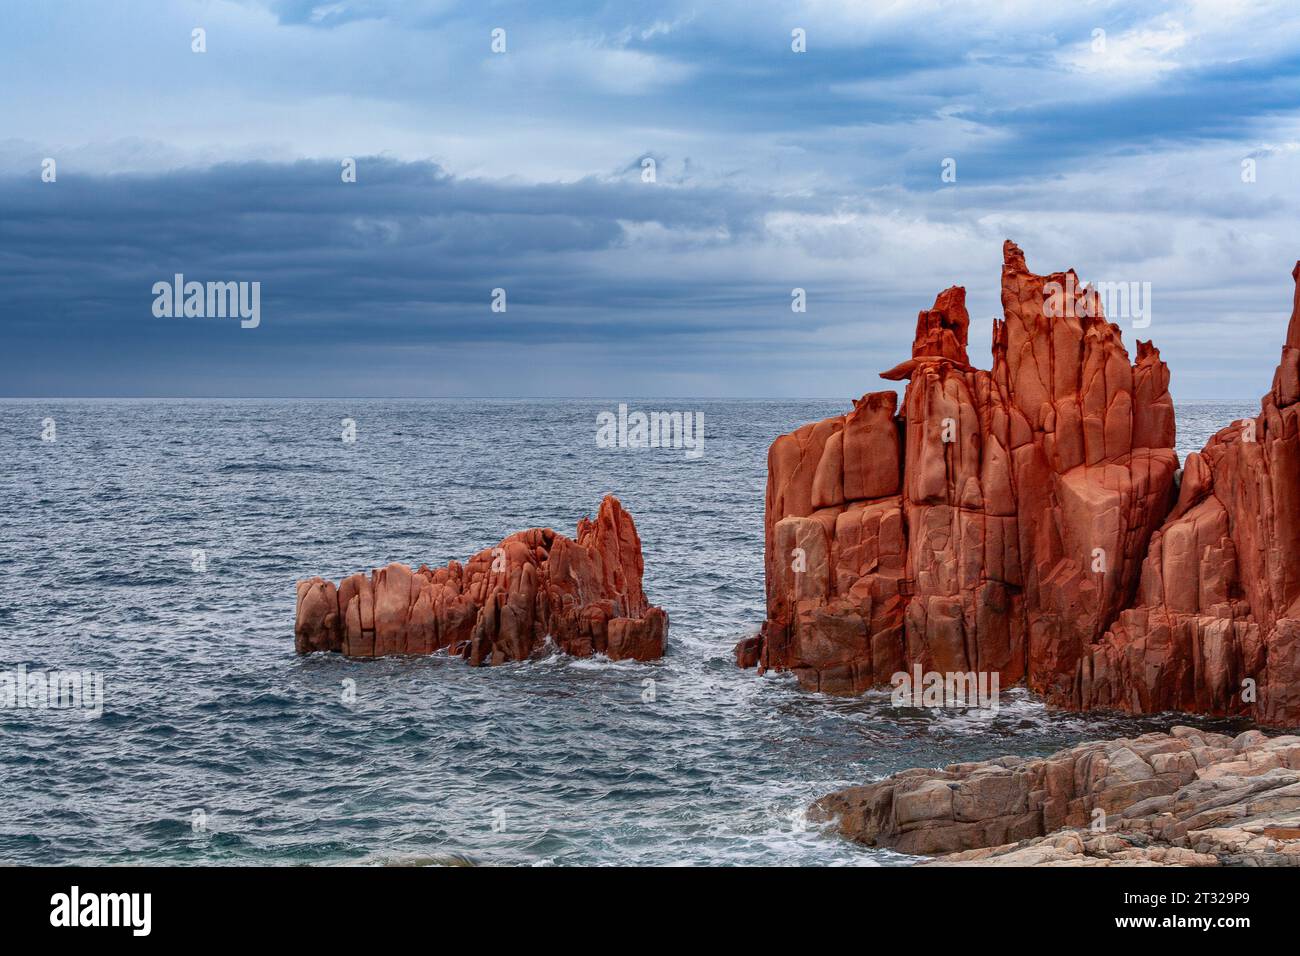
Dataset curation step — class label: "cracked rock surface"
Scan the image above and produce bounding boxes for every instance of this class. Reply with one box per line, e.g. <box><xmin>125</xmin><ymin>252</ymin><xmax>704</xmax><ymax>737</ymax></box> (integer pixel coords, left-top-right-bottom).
<box><xmin>739</xmin><ymin>240</ymin><xmax>1300</xmax><ymax>727</ymax></box>
<box><xmin>294</xmin><ymin>494</ymin><xmax>667</xmax><ymax>664</ymax></box>
<box><xmin>811</xmin><ymin>727</ymin><xmax>1300</xmax><ymax>865</ymax></box>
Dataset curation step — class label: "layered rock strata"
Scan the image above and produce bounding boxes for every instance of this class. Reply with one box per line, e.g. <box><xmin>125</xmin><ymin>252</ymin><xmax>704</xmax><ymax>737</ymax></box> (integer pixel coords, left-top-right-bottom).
<box><xmin>811</xmin><ymin>728</ymin><xmax>1300</xmax><ymax>866</ymax></box>
<box><xmin>294</xmin><ymin>495</ymin><xmax>667</xmax><ymax>664</ymax></box>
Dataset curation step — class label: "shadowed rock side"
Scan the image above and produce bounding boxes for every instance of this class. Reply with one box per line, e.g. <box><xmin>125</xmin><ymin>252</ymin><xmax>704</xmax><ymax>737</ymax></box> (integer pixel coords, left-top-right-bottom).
<box><xmin>738</xmin><ymin>240</ymin><xmax>1178</xmax><ymax>701</ymax></box>
<box><xmin>811</xmin><ymin>728</ymin><xmax>1300</xmax><ymax>866</ymax></box>
<box><xmin>294</xmin><ymin>495</ymin><xmax>667</xmax><ymax>664</ymax></box>
<box><xmin>1073</xmin><ymin>263</ymin><xmax>1300</xmax><ymax>725</ymax></box>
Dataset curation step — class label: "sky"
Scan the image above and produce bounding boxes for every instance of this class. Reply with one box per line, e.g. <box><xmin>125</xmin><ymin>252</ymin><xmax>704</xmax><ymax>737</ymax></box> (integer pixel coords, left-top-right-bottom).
<box><xmin>2</xmin><ymin>0</ymin><xmax>1299</xmax><ymax>398</ymax></box>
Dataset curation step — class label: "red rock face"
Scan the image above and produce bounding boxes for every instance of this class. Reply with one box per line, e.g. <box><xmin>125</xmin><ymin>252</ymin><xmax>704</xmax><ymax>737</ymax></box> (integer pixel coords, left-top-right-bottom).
<box><xmin>740</xmin><ymin>241</ymin><xmax>1182</xmax><ymax>703</ymax></box>
<box><xmin>295</xmin><ymin>495</ymin><xmax>667</xmax><ymax>664</ymax></box>
<box><xmin>1073</xmin><ymin>264</ymin><xmax>1300</xmax><ymax>725</ymax></box>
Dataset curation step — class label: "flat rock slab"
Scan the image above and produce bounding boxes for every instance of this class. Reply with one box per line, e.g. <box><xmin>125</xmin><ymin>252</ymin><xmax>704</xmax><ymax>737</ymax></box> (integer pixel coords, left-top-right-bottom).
<box><xmin>812</xmin><ymin>728</ymin><xmax>1300</xmax><ymax>865</ymax></box>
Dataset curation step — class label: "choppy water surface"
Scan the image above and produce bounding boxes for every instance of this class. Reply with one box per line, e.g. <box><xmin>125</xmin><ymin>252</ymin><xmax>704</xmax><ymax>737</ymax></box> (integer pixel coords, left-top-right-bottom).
<box><xmin>0</xmin><ymin>399</ymin><xmax>1260</xmax><ymax>865</ymax></box>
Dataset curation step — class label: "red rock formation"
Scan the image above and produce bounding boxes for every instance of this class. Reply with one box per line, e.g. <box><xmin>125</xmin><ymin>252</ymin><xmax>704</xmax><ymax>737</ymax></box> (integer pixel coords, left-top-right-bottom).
<box><xmin>740</xmin><ymin>241</ymin><xmax>1179</xmax><ymax>701</ymax></box>
<box><xmin>1071</xmin><ymin>263</ymin><xmax>1300</xmax><ymax>725</ymax></box>
<box><xmin>735</xmin><ymin>389</ymin><xmax>906</xmax><ymax>692</ymax></box>
<box><xmin>296</xmin><ymin>495</ymin><xmax>667</xmax><ymax>664</ymax></box>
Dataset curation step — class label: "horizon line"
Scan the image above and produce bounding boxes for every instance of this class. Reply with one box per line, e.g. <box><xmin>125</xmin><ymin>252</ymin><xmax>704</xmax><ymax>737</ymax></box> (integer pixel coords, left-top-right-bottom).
<box><xmin>0</xmin><ymin>395</ymin><xmax>1263</xmax><ymax>403</ymax></box>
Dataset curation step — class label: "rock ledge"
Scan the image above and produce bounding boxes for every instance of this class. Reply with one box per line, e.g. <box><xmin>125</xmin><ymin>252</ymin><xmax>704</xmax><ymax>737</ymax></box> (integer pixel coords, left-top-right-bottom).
<box><xmin>811</xmin><ymin>728</ymin><xmax>1300</xmax><ymax>865</ymax></box>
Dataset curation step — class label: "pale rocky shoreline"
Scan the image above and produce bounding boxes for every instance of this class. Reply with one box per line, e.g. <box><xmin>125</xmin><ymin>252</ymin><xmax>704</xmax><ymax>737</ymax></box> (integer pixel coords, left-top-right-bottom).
<box><xmin>812</xmin><ymin>727</ymin><xmax>1300</xmax><ymax>866</ymax></box>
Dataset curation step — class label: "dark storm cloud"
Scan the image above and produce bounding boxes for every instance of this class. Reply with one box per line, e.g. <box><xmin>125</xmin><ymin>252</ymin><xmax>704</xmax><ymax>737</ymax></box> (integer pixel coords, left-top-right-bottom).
<box><xmin>0</xmin><ymin>157</ymin><xmax>798</xmax><ymax>326</ymax></box>
<box><xmin>2</xmin><ymin>1</ymin><xmax>1300</xmax><ymax>397</ymax></box>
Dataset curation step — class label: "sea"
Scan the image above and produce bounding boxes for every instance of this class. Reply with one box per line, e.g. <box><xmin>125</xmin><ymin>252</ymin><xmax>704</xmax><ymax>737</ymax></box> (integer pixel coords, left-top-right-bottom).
<box><xmin>0</xmin><ymin>399</ymin><xmax>1262</xmax><ymax>865</ymax></box>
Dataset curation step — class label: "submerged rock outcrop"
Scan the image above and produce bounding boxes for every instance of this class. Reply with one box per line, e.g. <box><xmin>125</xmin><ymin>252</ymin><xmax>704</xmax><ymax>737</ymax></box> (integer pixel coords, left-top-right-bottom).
<box><xmin>295</xmin><ymin>495</ymin><xmax>667</xmax><ymax>664</ymax></box>
<box><xmin>739</xmin><ymin>241</ymin><xmax>1300</xmax><ymax>728</ymax></box>
<box><xmin>811</xmin><ymin>728</ymin><xmax>1300</xmax><ymax>866</ymax></box>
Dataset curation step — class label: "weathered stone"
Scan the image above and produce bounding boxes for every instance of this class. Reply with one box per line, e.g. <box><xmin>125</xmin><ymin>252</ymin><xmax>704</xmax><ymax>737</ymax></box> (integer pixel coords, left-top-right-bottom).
<box><xmin>812</xmin><ymin>730</ymin><xmax>1300</xmax><ymax>865</ymax></box>
<box><xmin>740</xmin><ymin>241</ymin><xmax>1300</xmax><ymax>729</ymax></box>
<box><xmin>1072</xmin><ymin>263</ymin><xmax>1300</xmax><ymax>726</ymax></box>
<box><xmin>294</xmin><ymin>495</ymin><xmax>667</xmax><ymax>664</ymax></box>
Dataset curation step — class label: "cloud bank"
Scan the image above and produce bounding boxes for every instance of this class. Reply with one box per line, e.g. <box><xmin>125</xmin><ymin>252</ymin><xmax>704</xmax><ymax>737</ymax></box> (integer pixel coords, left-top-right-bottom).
<box><xmin>2</xmin><ymin>0</ymin><xmax>1299</xmax><ymax>397</ymax></box>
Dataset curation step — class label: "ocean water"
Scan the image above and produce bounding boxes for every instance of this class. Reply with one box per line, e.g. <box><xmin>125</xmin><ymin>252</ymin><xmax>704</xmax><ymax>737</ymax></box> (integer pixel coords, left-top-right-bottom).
<box><xmin>0</xmin><ymin>398</ymin><xmax>1262</xmax><ymax>866</ymax></box>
